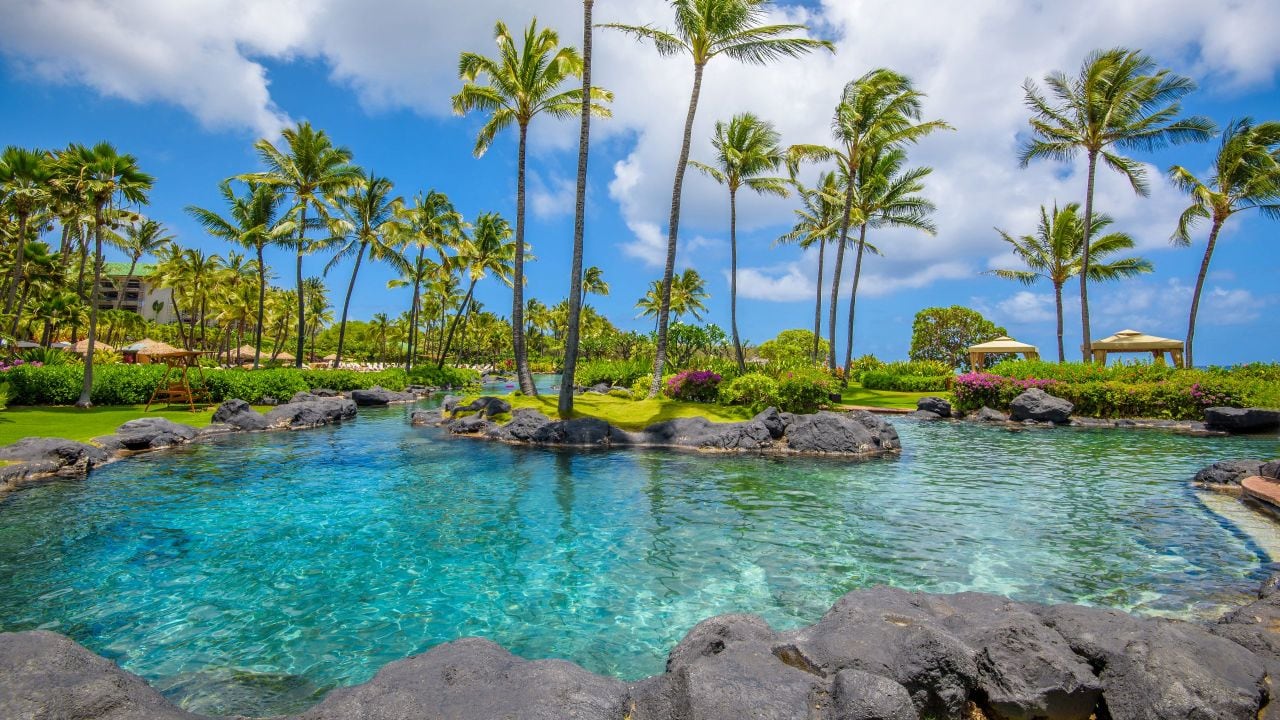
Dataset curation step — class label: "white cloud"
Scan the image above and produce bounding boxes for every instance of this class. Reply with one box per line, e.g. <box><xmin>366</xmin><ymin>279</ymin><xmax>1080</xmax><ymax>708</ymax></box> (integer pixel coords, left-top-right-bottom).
<box><xmin>529</xmin><ymin>172</ymin><xmax>575</xmax><ymax>219</ymax></box>
<box><xmin>737</xmin><ymin>263</ymin><xmax>813</xmax><ymax>302</ymax></box>
<box><xmin>995</xmin><ymin>291</ymin><xmax>1057</xmax><ymax>324</ymax></box>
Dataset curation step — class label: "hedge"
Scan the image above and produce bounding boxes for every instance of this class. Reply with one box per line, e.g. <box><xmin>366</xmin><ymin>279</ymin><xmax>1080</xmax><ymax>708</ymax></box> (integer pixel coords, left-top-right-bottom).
<box><xmin>860</xmin><ymin>371</ymin><xmax>951</xmax><ymax>392</ymax></box>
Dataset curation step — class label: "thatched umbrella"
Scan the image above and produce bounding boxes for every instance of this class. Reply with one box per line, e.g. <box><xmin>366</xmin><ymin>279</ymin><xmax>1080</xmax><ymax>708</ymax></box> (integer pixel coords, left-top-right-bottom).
<box><xmin>71</xmin><ymin>339</ymin><xmax>114</xmax><ymax>354</ymax></box>
<box><xmin>273</xmin><ymin>351</ymin><xmax>296</xmax><ymax>362</ymax></box>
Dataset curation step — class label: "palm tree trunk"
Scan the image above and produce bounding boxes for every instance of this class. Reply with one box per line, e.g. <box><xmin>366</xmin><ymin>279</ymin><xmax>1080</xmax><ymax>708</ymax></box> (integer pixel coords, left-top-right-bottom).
<box><xmin>171</xmin><ymin>288</ymin><xmax>189</xmax><ymax>349</ymax></box>
<box><xmin>335</xmin><ymin>241</ymin><xmax>366</xmax><ymax>368</ymax></box>
<box><xmin>439</xmin><ymin>278</ymin><xmax>476</xmax><ymax>368</ymax></box>
<box><xmin>843</xmin><ymin>224</ymin><xmax>869</xmax><ymax>374</ymax></box>
<box><xmin>1185</xmin><ymin>218</ymin><xmax>1222</xmax><ymax>369</ymax></box>
<box><xmin>115</xmin><ymin>255</ymin><xmax>139</xmax><ymax>311</ymax></box>
<box><xmin>1078</xmin><ymin>150</ymin><xmax>1098</xmax><ymax>362</ymax></box>
<box><xmin>75</xmin><ymin>226</ymin><xmax>90</xmax><ymax>301</ymax></box>
<box><xmin>294</xmin><ymin>206</ymin><xmax>307</xmax><ymax>369</ymax></box>
<box><xmin>5</xmin><ymin>211</ymin><xmax>29</xmax><ymax>333</ymax></box>
<box><xmin>512</xmin><ymin>122</ymin><xmax>538</xmax><ymax>396</ymax></box>
<box><xmin>728</xmin><ymin>187</ymin><xmax>746</xmax><ymax>373</ymax></box>
<box><xmin>77</xmin><ymin>207</ymin><xmax>106</xmax><ymax>408</ymax></box>
<box><xmin>253</xmin><ymin>245</ymin><xmax>266</xmax><ymax>369</ymax></box>
<box><xmin>828</xmin><ymin>176</ymin><xmax>856</xmax><ymax>371</ymax></box>
<box><xmin>1053</xmin><ymin>280</ymin><xmax>1065</xmax><ymax>363</ymax></box>
<box><xmin>811</xmin><ymin>238</ymin><xmax>825</xmax><ymax>362</ymax></box>
<box><xmin>649</xmin><ymin>61</ymin><xmax>706</xmax><ymax>397</ymax></box>
<box><xmin>559</xmin><ymin>0</ymin><xmax>594</xmax><ymax>415</ymax></box>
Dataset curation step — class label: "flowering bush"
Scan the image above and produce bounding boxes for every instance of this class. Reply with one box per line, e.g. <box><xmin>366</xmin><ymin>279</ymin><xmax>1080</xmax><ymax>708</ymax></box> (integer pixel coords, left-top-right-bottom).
<box><xmin>664</xmin><ymin>369</ymin><xmax>722</xmax><ymax>402</ymax></box>
<box><xmin>0</xmin><ymin>357</ymin><xmax>44</xmax><ymax>372</ymax></box>
<box><xmin>776</xmin><ymin>366</ymin><xmax>838</xmax><ymax>414</ymax></box>
<box><xmin>951</xmin><ymin>372</ymin><xmax>1059</xmax><ymax>412</ymax></box>
<box><xmin>717</xmin><ymin>372</ymin><xmax>779</xmax><ymax>412</ymax></box>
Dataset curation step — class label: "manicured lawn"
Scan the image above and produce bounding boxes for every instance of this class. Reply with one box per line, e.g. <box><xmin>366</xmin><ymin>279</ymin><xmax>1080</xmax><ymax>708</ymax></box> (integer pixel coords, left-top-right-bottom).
<box><xmin>839</xmin><ymin>382</ymin><xmax>944</xmax><ymax>410</ymax></box>
<box><xmin>0</xmin><ymin>405</ymin><xmax>218</xmax><ymax>446</ymax></box>
<box><xmin>501</xmin><ymin>393</ymin><xmax>754</xmax><ymax>430</ymax></box>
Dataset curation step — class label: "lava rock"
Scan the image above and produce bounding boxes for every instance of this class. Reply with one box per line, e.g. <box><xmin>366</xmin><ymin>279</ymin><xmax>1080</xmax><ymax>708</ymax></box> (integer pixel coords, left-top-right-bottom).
<box><xmin>1194</xmin><ymin>459</ymin><xmax>1266</xmax><ymax>488</ymax></box>
<box><xmin>917</xmin><ymin>396</ymin><xmax>952</xmax><ymax>417</ymax></box>
<box><xmin>211</xmin><ymin>399</ymin><xmax>269</xmax><ymax>431</ymax></box>
<box><xmin>288</xmin><ymin>391</ymin><xmax>320</xmax><ymax>404</ymax></box>
<box><xmin>110</xmin><ymin>417</ymin><xmax>200</xmax><ymax>450</ymax></box>
<box><xmin>1009</xmin><ymin>388</ymin><xmax>1073</xmax><ymax>424</ymax></box>
<box><xmin>1263</xmin><ymin>461</ymin><xmax>1280</xmax><ymax>480</ymax></box>
<box><xmin>449</xmin><ymin>414</ymin><xmax>492</xmax><ymax>434</ymax></box>
<box><xmin>0</xmin><ymin>630</ymin><xmax>198</xmax><ymax>720</ymax></box>
<box><xmin>784</xmin><ymin>411</ymin><xmax>901</xmax><ymax>455</ymax></box>
<box><xmin>971</xmin><ymin>407</ymin><xmax>1009</xmax><ymax>423</ymax></box>
<box><xmin>449</xmin><ymin>396</ymin><xmax>511</xmax><ymax>418</ymax></box>
<box><xmin>1205</xmin><ymin>407</ymin><xmax>1280</xmax><ymax>433</ymax></box>
<box><xmin>533</xmin><ymin>417</ymin><xmax>615</xmax><ymax>446</ymax></box>
<box><xmin>298</xmin><ymin>637</ymin><xmax>626</xmax><ymax>720</ymax></box>
<box><xmin>907</xmin><ymin>410</ymin><xmax>944</xmax><ymax>420</ymax></box>
<box><xmin>487</xmin><ymin>408</ymin><xmax>555</xmax><ymax>442</ymax></box>
<box><xmin>264</xmin><ymin>397</ymin><xmax>357</xmax><ymax>429</ymax></box>
<box><xmin>0</xmin><ymin>437</ymin><xmax>111</xmax><ymax>488</ymax></box>
<box><xmin>409</xmin><ymin>410</ymin><xmax>435</xmax><ymax>426</ymax></box>
<box><xmin>310</xmin><ymin>388</ymin><xmax>340</xmax><ymax>397</ymax></box>
<box><xmin>588</xmin><ymin>382</ymin><xmax>611</xmax><ymax>394</ymax></box>
<box><xmin>350</xmin><ymin>386</ymin><xmax>417</xmax><ymax>406</ymax></box>
<box><xmin>830</xmin><ymin>668</ymin><xmax>918</xmax><ymax>720</ymax></box>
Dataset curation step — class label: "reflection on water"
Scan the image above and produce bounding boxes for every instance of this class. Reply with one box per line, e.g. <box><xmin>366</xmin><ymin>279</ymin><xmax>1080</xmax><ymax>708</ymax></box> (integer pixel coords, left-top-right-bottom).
<box><xmin>0</xmin><ymin>400</ymin><xmax>1276</xmax><ymax>715</ymax></box>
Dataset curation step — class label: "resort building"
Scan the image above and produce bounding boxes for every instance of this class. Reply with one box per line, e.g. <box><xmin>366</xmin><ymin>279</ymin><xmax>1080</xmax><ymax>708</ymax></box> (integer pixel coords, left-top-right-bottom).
<box><xmin>93</xmin><ymin>263</ymin><xmax>179</xmax><ymax>324</ymax></box>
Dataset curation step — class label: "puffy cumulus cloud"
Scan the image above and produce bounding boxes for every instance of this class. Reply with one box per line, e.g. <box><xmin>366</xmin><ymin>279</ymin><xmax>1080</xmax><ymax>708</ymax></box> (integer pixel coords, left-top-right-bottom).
<box><xmin>528</xmin><ymin>172</ymin><xmax>576</xmax><ymax>219</ymax></box>
<box><xmin>737</xmin><ymin>263</ymin><xmax>813</xmax><ymax>301</ymax></box>
<box><xmin>994</xmin><ymin>291</ymin><xmax>1058</xmax><ymax>324</ymax></box>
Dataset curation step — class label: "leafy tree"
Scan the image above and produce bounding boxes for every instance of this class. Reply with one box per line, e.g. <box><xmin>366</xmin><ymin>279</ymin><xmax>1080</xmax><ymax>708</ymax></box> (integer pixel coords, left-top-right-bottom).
<box><xmin>666</xmin><ymin>321</ymin><xmax>726</xmax><ymax>369</ymax></box>
<box><xmin>453</xmin><ymin>18</ymin><xmax>612</xmax><ymax>395</ymax></box>
<box><xmin>605</xmin><ymin>0</ymin><xmax>832</xmax><ymax>396</ymax></box>
<box><xmin>0</xmin><ymin>146</ymin><xmax>53</xmax><ymax>330</ymax></box>
<box><xmin>245</xmin><ymin>121</ymin><xmax>360</xmax><ymax>368</ymax></box>
<box><xmin>1020</xmin><ymin>48</ymin><xmax>1213</xmax><ymax>360</ymax></box>
<box><xmin>990</xmin><ymin>202</ymin><xmax>1151</xmax><ymax>361</ymax></box>
<box><xmin>1169</xmin><ymin>118</ymin><xmax>1280</xmax><ymax>367</ymax></box>
<box><xmin>758</xmin><ymin>328</ymin><xmax>828</xmax><ymax>368</ymax></box>
<box><xmin>908</xmin><ymin>305</ymin><xmax>1006</xmax><ymax>371</ymax></box>
<box><xmin>691</xmin><ymin>112</ymin><xmax>789</xmax><ymax>372</ymax></box>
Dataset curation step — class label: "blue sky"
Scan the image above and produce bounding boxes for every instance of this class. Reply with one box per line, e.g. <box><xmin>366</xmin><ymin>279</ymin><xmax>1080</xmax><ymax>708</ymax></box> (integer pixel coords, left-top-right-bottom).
<box><xmin>1</xmin><ymin>0</ymin><xmax>1277</xmax><ymax>364</ymax></box>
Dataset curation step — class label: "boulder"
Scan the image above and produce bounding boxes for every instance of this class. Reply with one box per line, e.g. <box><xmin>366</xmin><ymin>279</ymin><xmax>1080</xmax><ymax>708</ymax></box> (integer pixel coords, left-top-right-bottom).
<box><xmin>1264</xmin><ymin>461</ymin><xmax>1280</xmax><ymax>480</ymax></box>
<box><xmin>917</xmin><ymin>396</ymin><xmax>952</xmax><ymax>417</ymax></box>
<box><xmin>1205</xmin><ymin>407</ymin><xmax>1280</xmax><ymax>433</ymax></box>
<box><xmin>409</xmin><ymin>410</ymin><xmax>435</xmax><ymax>426</ymax></box>
<box><xmin>633</xmin><ymin>414</ymin><xmax>776</xmax><ymax>452</ymax></box>
<box><xmin>310</xmin><ymin>388</ymin><xmax>340</xmax><ymax>397</ymax></box>
<box><xmin>0</xmin><ymin>630</ymin><xmax>198</xmax><ymax>719</ymax></box>
<box><xmin>110</xmin><ymin>417</ymin><xmax>200</xmax><ymax>450</ymax></box>
<box><xmin>971</xmin><ymin>406</ymin><xmax>1009</xmax><ymax>423</ymax></box>
<box><xmin>264</xmin><ymin>397</ymin><xmax>357</xmax><ymax>429</ymax></box>
<box><xmin>449</xmin><ymin>414</ymin><xmax>492</xmax><ymax>434</ymax></box>
<box><xmin>783</xmin><ymin>411</ymin><xmax>901</xmax><ymax>455</ymax></box>
<box><xmin>487</xmin><ymin>408</ymin><xmax>555</xmax><ymax>442</ymax></box>
<box><xmin>1009</xmin><ymin>388</ymin><xmax>1073</xmax><ymax>424</ymax></box>
<box><xmin>299</xmin><ymin>637</ymin><xmax>626</xmax><ymax>720</ymax></box>
<box><xmin>1194</xmin><ymin>459</ymin><xmax>1266</xmax><ymax>489</ymax></box>
<box><xmin>907</xmin><ymin>410</ymin><xmax>944</xmax><ymax>420</ymax></box>
<box><xmin>588</xmin><ymin>382</ymin><xmax>611</xmax><ymax>394</ymax></box>
<box><xmin>449</xmin><ymin>396</ymin><xmax>511</xmax><ymax>418</ymax></box>
<box><xmin>0</xmin><ymin>437</ymin><xmax>111</xmax><ymax>488</ymax></box>
<box><xmin>830</xmin><ymin>668</ymin><xmax>918</xmax><ymax>720</ymax></box>
<box><xmin>211</xmin><ymin>399</ymin><xmax>269</xmax><ymax>431</ymax></box>
<box><xmin>533</xmin><ymin>417</ymin><xmax>615</xmax><ymax>446</ymax></box>
<box><xmin>288</xmin><ymin>391</ymin><xmax>320</xmax><ymax>404</ymax></box>
<box><xmin>350</xmin><ymin>386</ymin><xmax>417</xmax><ymax>406</ymax></box>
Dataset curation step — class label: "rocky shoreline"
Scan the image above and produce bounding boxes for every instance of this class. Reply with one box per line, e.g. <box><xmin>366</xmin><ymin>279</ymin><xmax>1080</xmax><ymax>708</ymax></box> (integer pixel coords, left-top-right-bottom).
<box><xmin>414</xmin><ymin>399</ymin><xmax>903</xmax><ymax>458</ymax></box>
<box><xmin>6</xmin><ymin>578</ymin><xmax>1280</xmax><ymax>719</ymax></box>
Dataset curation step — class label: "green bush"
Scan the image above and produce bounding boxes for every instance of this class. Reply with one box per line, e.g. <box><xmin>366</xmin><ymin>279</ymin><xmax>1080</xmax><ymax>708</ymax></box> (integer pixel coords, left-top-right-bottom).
<box><xmin>0</xmin><ymin>381</ymin><xmax>11</xmax><ymax>410</ymax></box>
<box><xmin>3</xmin><ymin>364</ymin><xmax>83</xmax><ymax>405</ymax></box>
<box><xmin>575</xmin><ymin>359</ymin><xmax>651</xmax><ymax>387</ymax></box>
<box><xmin>847</xmin><ymin>354</ymin><xmax>884</xmax><ymax>382</ymax></box>
<box><xmin>860</xmin><ymin>371</ymin><xmax>951</xmax><ymax>392</ymax></box>
<box><xmin>717</xmin><ymin>372</ymin><xmax>779</xmax><ymax>412</ymax></box>
<box><xmin>776</xmin><ymin>367</ymin><xmax>837</xmax><ymax>414</ymax></box>
<box><xmin>879</xmin><ymin>359</ymin><xmax>953</xmax><ymax>377</ymax></box>
<box><xmin>407</xmin><ymin>365</ymin><xmax>480</xmax><ymax>389</ymax></box>
<box><xmin>200</xmin><ymin>368</ymin><xmax>310</xmax><ymax>404</ymax></box>
<box><xmin>607</xmin><ymin>388</ymin><xmax>632</xmax><ymax>399</ymax></box>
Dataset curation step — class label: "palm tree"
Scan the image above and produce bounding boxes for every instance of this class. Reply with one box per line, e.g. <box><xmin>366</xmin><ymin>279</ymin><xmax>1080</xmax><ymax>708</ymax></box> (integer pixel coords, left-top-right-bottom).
<box><xmin>991</xmin><ymin>202</ymin><xmax>1152</xmax><ymax>362</ymax></box>
<box><xmin>397</xmin><ymin>190</ymin><xmax>466</xmax><ymax>370</ymax></box>
<box><xmin>1020</xmin><ymin>48</ymin><xmax>1214</xmax><ymax>361</ymax></box>
<box><xmin>775</xmin><ymin>171</ymin><xmax>841</xmax><ymax>361</ymax></box>
<box><xmin>439</xmin><ymin>211</ymin><xmax>515</xmax><ymax>367</ymax></box>
<box><xmin>369</xmin><ymin>312</ymin><xmax>391</xmax><ymax>361</ymax></box>
<box><xmin>560</xmin><ymin>0</ymin><xmax>599</xmax><ymax>417</ymax></box>
<box><xmin>244</xmin><ymin>121</ymin><xmax>360</xmax><ymax>368</ymax></box>
<box><xmin>606</xmin><ymin>0</ymin><xmax>832</xmax><ymax>395</ymax></box>
<box><xmin>453</xmin><ymin>18</ymin><xmax>612</xmax><ymax>396</ymax></box>
<box><xmin>788</xmin><ymin>68</ymin><xmax>949</xmax><ymax>370</ymax></box>
<box><xmin>691</xmin><ymin>112</ymin><xmax>789</xmax><ymax>371</ymax></box>
<box><xmin>0</xmin><ymin>146</ymin><xmax>53</xmax><ymax>331</ymax></box>
<box><xmin>636</xmin><ymin>269</ymin><xmax>711</xmax><ymax>329</ymax></box>
<box><xmin>843</xmin><ymin>147</ymin><xmax>933</xmax><ymax>374</ymax></box>
<box><xmin>1168</xmin><ymin>118</ymin><xmax>1280</xmax><ymax>367</ymax></box>
<box><xmin>303</xmin><ymin>276</ymin><xmax>331</xmax><ymax>361</ymax></box>
<box><xmin>55</xmin><ymin>142</ymin><xmax>153</xmax><ymax>407</ymax></box>
<box><xmin>581</xmin><ymin>265</ymin><xmax>609</xmax><ymax>305</ymax></box>
<box><xmin>324</xmin><ymin>170</ymin><xmax>406</xmax><ymax>367</ymax></box>
<box><xmin>388</xmin><ymin>256</ymin><xmax>443</xmax><ymax>369</ymax></box>
<box><xmin>114</xmin><ymin>218</ymin><xmax>173</xmax><ymax>311</ymax></box>
<box><xmin>187</xmin><ymin>180</ymin><xmax>292</xmax><ymax>368</ymax></box>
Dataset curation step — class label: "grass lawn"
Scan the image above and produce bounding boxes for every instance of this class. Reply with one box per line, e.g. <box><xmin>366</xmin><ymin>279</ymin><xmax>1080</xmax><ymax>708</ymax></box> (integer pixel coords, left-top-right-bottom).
<box><xmin>839</xmin><ymin>382</ymin><xmax>944</xmax><ymax>410</ymax></box>
<box><xmin>0</xmin><ymin>405</ymin><xmax>221</xmax><ymax>446</ymax></box>
<box><xmin>500</xmin><ymin>393</ymin><xmax>754</xmax><ymax>431</ymax></box>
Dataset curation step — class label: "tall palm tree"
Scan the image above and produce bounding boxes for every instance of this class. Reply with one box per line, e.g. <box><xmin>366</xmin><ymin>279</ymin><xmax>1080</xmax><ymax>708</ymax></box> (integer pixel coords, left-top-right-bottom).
<box><xmin>842</xmin><ymin>147</ymin><xmax>933</xmax><ymax>374</ymax></box>
<box><xmin>369</xmin><ymin>312</ymin><xmax>391</xmax><ymax>361</ymax></box>
<box><xmin>638</xmin><ymin>268</ymin><xmax>710</xmax><ymax>328</ymax></box>
<box><xmin>187</xmin><ymin>180</ymin><xmax>292</xmax><ymax>368</ymax></box>
<box><xmin>453</xmin><ymin>18</ymin><xmax>612</xmax><ymax>396</ymax></box>
<box><xmin>606</xmin><ymin>0</ymin><xmax>832</xmax><ymax>395</ymax></box>
<box><xmin>1168</xmin><ymin>118</ymin><xmax>1280</xmax><ymax>367</ymax></box>
<box><xmin>302</xmin><ymin>276</ymin><xmax>331</xmax><ymax>361</ymax></box>
<box><xmin>0</xmin><ymin>146</ymin><xmax>53</xmax><ymax>331</ymax></box>
<box><xmin>581</xmin><ymin>265</ymin><xmax>609</xmax><ymax>305</ymax></box>
<box><xmin>244</xmin><ymin>121</ymin><xmax>360</xmax><ymax>368</ymax></box>
<box><xmin>388</xmin><ymin>256</ymin><xmax>443</xmax><ymax>369</ymax></box>
<box><xmin>991</xmin><ymin>202</ymin><xmax>1152</xmax><ymax>362</ymax></box>
<box><xmin>55</xmin><ymin>142</ymin><xmax>153</xmax><ymax>407</ymax></box>
<box><xmin>560</xmin><ymin>0</ymin><xmax>599</xmax><ymax>417</ymax></box>
<box><xmin>439</xmin><ymin>211</ymin><xmax>515</xmax><ymax>367</ymax></box>
<box><xmin>691</xmin><ymin>112</ymin><xmax>789</xmax><ymax>371</ymax></box>
<box><xmin>114</xmin><ymin>218</ymin><xmax>173</xmax><ymax>311</ymax></box>
<box><xmin>325</xmin><ymin>170</ymin><xmax>406</xmax><ymax>367</ymax></box>
<box><xmin>775</xmin><ymin>171</ymin><xmax>842</xmax><ymax>361</ymax></box>
<box><xmin>1020</xmin><ymin>48</ymin><xmax>1214</xmax><ymax>361</ymax></box>
<box><xmin>789</xmin><ymin>68</ymin><xmax>949</xmax><ymax>370</ymax></box>
<box><xmin>397</xmin><ymin>190</ymin><xmax>466</xmax><ymax>370</ymax></box>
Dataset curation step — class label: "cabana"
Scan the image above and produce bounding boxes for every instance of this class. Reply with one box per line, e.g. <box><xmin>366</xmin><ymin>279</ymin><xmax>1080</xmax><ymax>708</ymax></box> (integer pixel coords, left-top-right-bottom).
<box><xmin>1090</xmin><ymin>329</ymin><xmax>1184</xmax><ymax>367</ymax></box>
<box><xmin>121</xmin><ymin>339</ymin><xmax>181</xmax><ymax>364</ymax></box>
<box><xmin>70</xmin><ymin>339</ymin><xmax>114</xmax><ymax>356</ymax></box>
<box><xmin>967</xmin><ymin>336</ymin><xmax>1039</xmax><ymax>370</ymax></box>
<box><xmin>232</xmin><ymin>344</ymin><xmax>262</xmax><ymax>364</ymax></box>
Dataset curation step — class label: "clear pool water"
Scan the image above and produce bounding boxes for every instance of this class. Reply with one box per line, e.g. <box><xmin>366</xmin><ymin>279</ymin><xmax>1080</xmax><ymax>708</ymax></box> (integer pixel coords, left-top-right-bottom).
<box><xmin>0</xmin><ymin>399</ymin><xmax>1277</xmax><ymax>716</ymax></box>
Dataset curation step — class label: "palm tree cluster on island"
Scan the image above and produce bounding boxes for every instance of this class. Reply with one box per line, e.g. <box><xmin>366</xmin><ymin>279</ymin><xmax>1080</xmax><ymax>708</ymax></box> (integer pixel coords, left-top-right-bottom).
<box><xmin>2</xmin><ymin>0</ymin><xmax>1278</xmax><ymax>413</ymax></box>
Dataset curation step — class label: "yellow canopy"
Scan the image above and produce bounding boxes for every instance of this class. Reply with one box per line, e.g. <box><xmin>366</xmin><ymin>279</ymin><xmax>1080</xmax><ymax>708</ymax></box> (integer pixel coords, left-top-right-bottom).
<box><xmin>1090</xmin><ymin>329</ymin><xmax>1184</xmax><ymax>367</ymax></box>
<box><xmin>967</xmin><ymin>336</ymin><xmax>1039</xmax><ymax>370</ymax></box>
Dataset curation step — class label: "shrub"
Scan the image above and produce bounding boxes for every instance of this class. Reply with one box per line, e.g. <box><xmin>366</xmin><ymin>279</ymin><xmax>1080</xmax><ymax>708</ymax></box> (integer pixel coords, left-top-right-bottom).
<box><xmin>879</xmin><ymin>359</ymin><xmax>953</xmax><ymax>377</ymax></box>
<box><xmin>575</xmin><ymin>359</ymin><xmax>651</xmax><ymax>388</ymax></box>
<box><xmin>861</xmin><ymin>371</ymin><xmax>951</xmax><ymax>392</ymax></box>
<box><xmin>200</xmin><ymin>368</ymin><xmax>310</xmax><ymax>404</ymax></box>
<box><xmin>2</xmin><ymin>364</ymin><xmax>82</xmax><ymax>404</ymax></box>
<box><xmin>758</xmin><ymin>329</ymin><xmax>829</xmax><ymax>369</ymax></box>
<box><xmin>847</xmin><ymin>354</ymin><xmax>884</xmax><ymax>382</ymax></box>
<box><xmin>0</xmin><ymin>381</ymin><xmax>11</xmax><ymax>410</ymax></box>
<box><xmin>407</xmin><ymin>365</ymin><xmax>480</xmax><ymax>389</ymax></box>
<box><xmin>607</xmin><ymin>388</ymin><xmax>632</xmax><ymax>399</ymax></box>
<box><xmin>665</xmin><ymin>370</ymin><xmax>722</xmax><ymax>402</ymax></box>
<box><xmin>18</xmin><ymin>348</ymin><xmax>72</xmax><ymax>365</ymax></box>
<box><xmin>717</xmin><ymin>372</ymin><xmax>779</xmax><ymax>412</ymax></box>
<box><xmin>951</xmin><ymin>372</ymin><xmax>1059</xmax><ymax>412</ymax></box>
<box><xmin>776</xmin><ymin>367</ymin><xmax>837</xmax><ymax>414</ymax></box>
<box><xmin>630</xmin><ymin>376</ymin><xmax>651</xmax><ymax>400</ymax></box>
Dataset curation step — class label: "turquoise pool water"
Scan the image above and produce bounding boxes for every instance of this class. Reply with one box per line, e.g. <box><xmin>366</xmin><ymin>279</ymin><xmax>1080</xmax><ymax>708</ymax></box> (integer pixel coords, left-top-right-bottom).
<box><xmin>0</xmin><ymin>400</ymin><xmax>1277</xmax><ymax>716</ymax></box>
